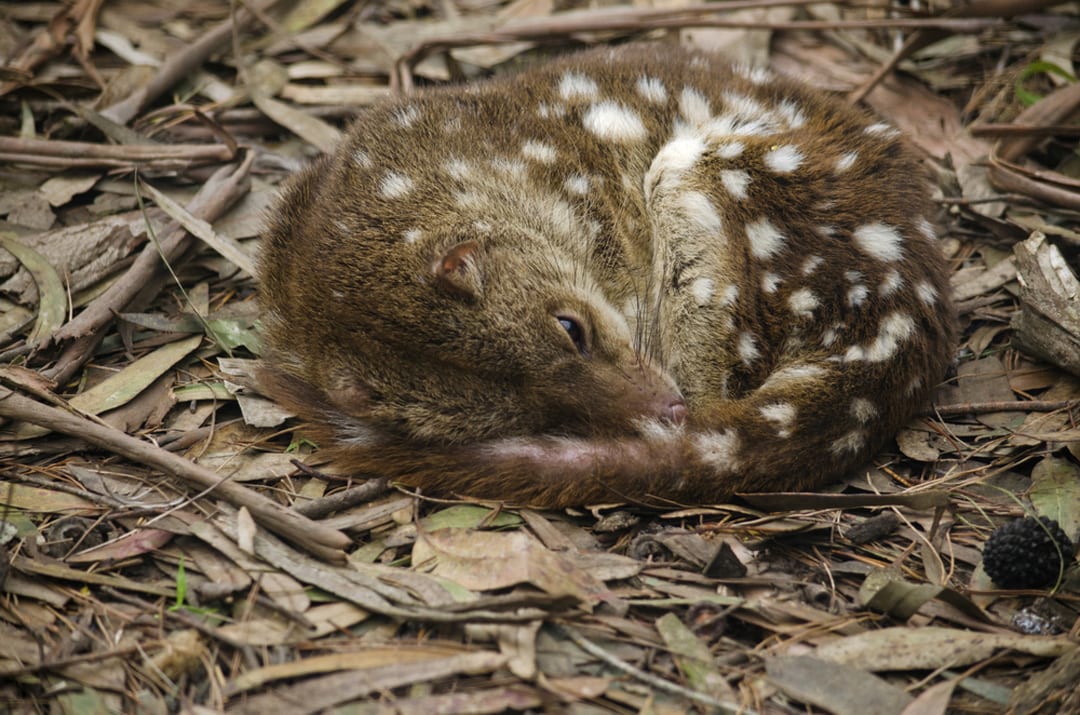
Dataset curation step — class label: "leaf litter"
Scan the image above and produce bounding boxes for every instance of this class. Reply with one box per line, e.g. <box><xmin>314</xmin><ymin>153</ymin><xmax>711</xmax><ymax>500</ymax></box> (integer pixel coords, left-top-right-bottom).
<box><xmin>1</xmin><ymin>1</ymin><xmax>1079</xmax><ymax>713</ymax></box>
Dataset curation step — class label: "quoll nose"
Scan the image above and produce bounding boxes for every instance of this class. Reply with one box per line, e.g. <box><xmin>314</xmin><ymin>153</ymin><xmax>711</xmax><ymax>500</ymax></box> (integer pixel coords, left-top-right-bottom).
<box><xmin>668</xmin><ymin>398</ymin><xmax>688</xmax><ymax>426</ymax></box>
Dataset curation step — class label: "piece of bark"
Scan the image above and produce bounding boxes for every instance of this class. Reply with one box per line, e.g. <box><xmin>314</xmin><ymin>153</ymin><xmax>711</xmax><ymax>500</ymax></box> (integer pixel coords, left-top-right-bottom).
<box><xmin>1012</xmin><ymin>232</ymin><xmax>1080</xmax><ymax>378</ymax></box>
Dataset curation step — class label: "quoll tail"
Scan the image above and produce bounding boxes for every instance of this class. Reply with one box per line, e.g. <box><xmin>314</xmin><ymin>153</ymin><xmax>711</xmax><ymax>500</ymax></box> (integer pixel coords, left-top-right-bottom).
<box><xmin>324</xmin><ymin>339</ymin><xmax>952</xmax><ymax>508</ymax></box>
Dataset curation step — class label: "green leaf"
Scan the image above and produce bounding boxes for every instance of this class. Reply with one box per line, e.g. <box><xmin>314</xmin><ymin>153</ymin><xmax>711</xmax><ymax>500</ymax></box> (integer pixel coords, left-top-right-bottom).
<box><xmin>420</xmin><ymin>504</ymin><xmax>522</xmax><ymax>531</ymax></box>
<box><xmin>1015</xmin><ymin>60</ymin><xmax>1078</xmax><ymax>107</ymax></box>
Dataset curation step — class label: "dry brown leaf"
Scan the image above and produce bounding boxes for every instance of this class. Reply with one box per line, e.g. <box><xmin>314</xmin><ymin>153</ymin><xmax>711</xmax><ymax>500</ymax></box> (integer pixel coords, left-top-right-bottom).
<box><xmin>412</xmin><ymin>527</ymin><xmax>606</xmax><ymax>605</ymax></box>
<box><xmin>817</xmin><ymin>627</ymin><xmax>1074</xmax><ymax>671</ymax></box>
<box><xmin>767</xmin><ymin>655</ymin><xmax>913</xmax><ymax>715</ymax></box>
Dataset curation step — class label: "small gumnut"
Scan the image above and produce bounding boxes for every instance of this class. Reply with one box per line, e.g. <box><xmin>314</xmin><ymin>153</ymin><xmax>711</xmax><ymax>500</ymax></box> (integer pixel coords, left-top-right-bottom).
<box><xmin>982</xmin><ymin>516</ymin><xmax>1075</xmax><ymax>589</ymax></box>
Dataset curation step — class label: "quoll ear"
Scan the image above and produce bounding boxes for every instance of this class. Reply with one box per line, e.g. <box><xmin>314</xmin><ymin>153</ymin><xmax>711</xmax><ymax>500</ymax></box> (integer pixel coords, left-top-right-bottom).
<box><xmin>433</xmin><ymin>240</ymin><xmax>483</xmax><ymax>300</ymax></box>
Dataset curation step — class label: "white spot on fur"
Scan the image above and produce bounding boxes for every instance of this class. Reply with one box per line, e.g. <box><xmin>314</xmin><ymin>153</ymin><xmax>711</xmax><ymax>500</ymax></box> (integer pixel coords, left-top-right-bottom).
<box><xmin>679</xmin><ymin>86</ymin><xmax>711</xmax><ymax>124</ymax></box>
<box><xmin>745</xmin><ymin>218</ymin><xmax>785</xmax><ymax>259</ymax></box>
<box><xmin>721</xmin><ymin>169</ymin><xmax>751</xmax><ymax>199</ymax></box>
<box><xmin>830</xmin><ymin>430</ymin><xmax>866</xmax><ymax>455</ymax></box>
<box><xmin>759</xmin><ymin>402</ymin><xmax>796</xmax><ymax>440</ymax></box>
<box><xmin>680</xmin><ymin>191</ymin><xmax>722</xmax><ymax>235</ymax></box>
<box><xmin>836</xmin><ymin>151</ymin><xmax>858</xmax><ymax>172</ymax></box>
<box><xmin>393</xmin><ymin>105</ymin><xmax>420</xmax><ymax>128</ymax></box>
<box><xmin>916</xmin><ymin>281</ymin><xmax>938</xmax><ymax>305</ymax></box>
<box><xmin>865</xmin><ymin>122</ymin><xmax>900</xmax><ymax>138</ymax></box>
<box><xmin>690</xmin><ymin>277</ymin><xmax>715</xmax><ymax>306</ymax></box>
<box><xmin>637</xmin><ymin>76</ymin><xmax>668</xmax><ymax>103</ymax></box>
<box><xmin>444</xmin><ymin>158</ymin><xmax>470</xmax><ymax>180</ymax></box>
<box><xmin>491</xmin><ymin>158</ymin><xmax>527</xmax><ymax>179</ymax></box>
<box><xmin>789</xmin><ymin>288</ymin><xmax>819</xmax><ymax>317</ymax></box>
<box><xmin>521</xmin><ymin>140</ymin><xmax>557</xmax><ymax>164</ymax></box>
<box><xmin>847</xmin><ymin>284</ymin><xmax>869</xmax><ymax>307</ymax></box>
<box><xmin>473</xmin><ymin>220</ymin><xmax>492</xmax><ymax>233</ymax></box>
<box><xmin>918</xmin><ymin>217</ymin><xmax>936</xmax><ymax>241</ymax></box>
<box><xmin>850</xmin><ymin>398</ymin><xmax>878</xmax><ymax>423</ymax></box>
<box><xmin>722</xmin><ymin>90</ymin><xmax>770</xmax><ymax>121</ymax></box>
<box><xmin>716</xmin><ymin>141</ymin><xmax>745</xmax><ymax>159</ymax></box>
<box><xmin>844</xmin><ymin>312</ymin><xmax>915</xmax><ymax>362</ymax></box>
<box><xmin>402</xmin><ymin>228</ymin><xmax>422</xmax><ymax>243</ymax></box>
<box><xmin>738</xmin><ymin>63</ymin><xmax>773</xmax><ymax>84</ymax></box>
<box><xmin>719</xmin><ymin>284</ymin><xmax>739</xmax><ymax>306</ymax></box>
<box><xmin>637</xmin><ymin>418</ymin><xmax>684</xmax><ymax>442</ymax></box>
<box><xmin>693</xmin><ymin>430</ymin><xmax>740</xmax><ymax>471</ymax></box>
<box><xmin>761</xmin><ymin>363</ymin><xmax>827</xmax><ymax>389</ymax></box>
<box><xmin>706</xmin><ymin>114</ymin><xmax>776</xmax><ymax>139</ymax></box>
<box><xmin>559</xmin><ymin>72</ymin><xmax>599</xmax><ymax>101</ymax></box>
<box><xmin>761</xmin><ymin>272</ymin><xmax>781</xmax><ymax>294</ymax></box>
<box><xmin>802</xmin><ymin>256</ymin><xmax>824</xmax><ymax>275</ymax></box>
<box><xmin>455</xmin><ymin>191</ymin><xmax>482</xmax><ymax>209</ymax></box>
<box><xmin>845</xmin><ymin>270</ymin><xmax>863</xmax><ymax>283</ymax></box>
<box><xmin>760</xmin><ymin>402</ymin><xmax>796</xmax><ymax>425</ymax></box>
<box><xmin>764</xmin><ymin>145</ymin><xmax>804</xmax><ymax>173</ymax></box>
<box><xmin>335</xmin><ymin>421</ymin><xmax>387</xmax><ymax>448</ymax></box>
<box><xmin>817</xmin><ymin>225</ymin><xmax>838</xmax><ymax>237</ymax></box>
<box><xmin>583</xmin><ymin>102</ymin><xmax>648</xmax><ymax>143</ymax></box>
<box><xmin>564</xmin><ymin>175</ymin><xmax>590</xmax><ymax>195</ymax></box>
<box><xmin>735</xmin><ymin>64</ymin><xmax>772</xmax><ymax>85</ymax></box>
<box><xmin>879</xmin><ymin>269</ymin><xmax>903</xmax><ymax>296</ymax></box>
<box><xmin>777</xmin><ymin>99</ymin><xmax>806</xmax><ymax>128</ymax></box>
<box><xmin>738</xmin><ymin>332</ymin><xmax>760</xmax><ymax>364</ymax></box>
<box><xmin>379</xmin><ymin>172</ymin><xmax>413</xmax><ymax>199</ymax></box>
<box><xmin>353</xmin><ymin>150</ymin><xmax>372</xmax><ymax>169</ymax></box>
<box><xmin>646</xmin><ymin>135</ymin><xmax>707</xmax><ymax>199</ymax></box>
<box><xmin>821</xmin><ymin>324</ymin><xmax>840</xmax><ymax>346</ymax></box>
<box><xmin>541</xmin><ymin>197</ymin><xmax>577</xmax><ymax>238</ymax></box>
<box><xmin>853</xmin><ymin>222</ymin><xmax>904</xmax><ymax>262</ymax></box>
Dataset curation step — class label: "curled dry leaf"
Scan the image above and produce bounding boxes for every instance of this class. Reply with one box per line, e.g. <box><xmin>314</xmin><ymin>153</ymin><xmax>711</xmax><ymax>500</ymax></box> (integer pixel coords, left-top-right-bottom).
<box><xmin>0</xmin><ymin>235</ymin><xmax>65</xmax><ymax>348</ymax></box>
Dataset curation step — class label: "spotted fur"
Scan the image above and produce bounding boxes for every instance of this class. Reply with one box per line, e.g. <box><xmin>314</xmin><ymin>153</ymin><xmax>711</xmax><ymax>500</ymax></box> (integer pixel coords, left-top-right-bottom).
<box><xmin>259</xmin><ymin>44</ymin><xmax>956</xmax><ymax>507</ymax></box>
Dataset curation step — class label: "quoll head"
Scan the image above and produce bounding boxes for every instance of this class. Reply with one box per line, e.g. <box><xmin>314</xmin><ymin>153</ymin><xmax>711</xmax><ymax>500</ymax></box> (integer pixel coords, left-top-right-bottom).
<box><xmin>262</xmin><ymin>200</ymin><xmax>685</xmax><ymax>445</ymax></box>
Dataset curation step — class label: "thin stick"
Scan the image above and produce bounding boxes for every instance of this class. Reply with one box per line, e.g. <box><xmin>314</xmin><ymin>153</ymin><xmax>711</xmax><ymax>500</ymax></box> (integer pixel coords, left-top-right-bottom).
<box><xmin>0</xmin><ymin>386</ymin><xmax>350</xmax><ymax>561</ymax></box>
<box><xmin>923</xmin><ymin>399</ymin><xmax>1079</xmax><ymax>417</ymax></box>
<box><xmin>549</xmin><ymin>622</ymin><xmax>752</xmax><ymax>713</ymax></box>
<box><xmin>293</xmin><ymin>478</ymin><xmax>391</xmax><ymax>519</ymax></box>
<box><xmin>393</xmin><ymin>5</ymin><xmax>998</xmax><ymax>91</ymax></box>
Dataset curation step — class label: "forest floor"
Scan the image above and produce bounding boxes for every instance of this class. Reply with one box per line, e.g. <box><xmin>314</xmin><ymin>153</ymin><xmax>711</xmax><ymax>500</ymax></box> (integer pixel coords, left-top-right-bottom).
<box><xmin>1</xmin><ymin>1</ymin><xmax>1079</xmax><ymax>713</ymax></box>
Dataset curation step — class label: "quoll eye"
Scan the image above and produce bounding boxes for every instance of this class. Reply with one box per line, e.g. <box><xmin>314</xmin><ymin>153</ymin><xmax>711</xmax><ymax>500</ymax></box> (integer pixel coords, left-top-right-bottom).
<box><xmin>557</xmin><ymin>315</ymin><xmax>589</xmax><ymax>356</ymax></box>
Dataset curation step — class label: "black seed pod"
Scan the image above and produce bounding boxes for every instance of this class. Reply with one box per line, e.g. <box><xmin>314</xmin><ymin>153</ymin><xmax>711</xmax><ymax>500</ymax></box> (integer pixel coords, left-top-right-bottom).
<box><xmin>982</xmin><ymin>516</ymin><xmax>1075</xmax><ymax>589</ymax></box>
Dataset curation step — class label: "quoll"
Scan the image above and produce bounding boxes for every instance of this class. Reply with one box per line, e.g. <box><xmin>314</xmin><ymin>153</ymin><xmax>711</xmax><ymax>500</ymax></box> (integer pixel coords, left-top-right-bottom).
<box><xmin>259</xmin><ymin>44</ymin><xmax>956</xmax><ymax>507</ymax></box>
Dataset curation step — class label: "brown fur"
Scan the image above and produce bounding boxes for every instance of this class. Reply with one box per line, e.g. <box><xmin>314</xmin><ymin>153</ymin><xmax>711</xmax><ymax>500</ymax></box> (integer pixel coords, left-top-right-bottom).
<box><xmin>259</xmin><ymin>44</ymin><xmax>956</xmax><ymax>507</ymax></box>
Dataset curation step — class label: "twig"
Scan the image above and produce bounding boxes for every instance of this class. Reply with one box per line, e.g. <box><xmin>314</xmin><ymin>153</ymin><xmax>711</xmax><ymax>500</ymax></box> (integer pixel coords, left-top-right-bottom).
<box><xmin>0</xmin><ymin>136</ymin><xmax>235</xmax><ymax>170</ymax></box>
<box><xmin>0</xmin><ymin>641</ymin><xmax>149</xmax><ymax>678</ymax></box>
<box><xmin>293</xmin><ymin>478</ymin><xmax>391</xmax><ymax>519</ymax></box>
<box><xmin>923</xmin><ymin>399</ymin><xmax>1079</xmax><ymax>417</ymax></box>
<box><xmin>0</xmin><ymin>386</ymin><xmax>350</xmax><ymax>562</ymax></box>
<box><xmin>393</xmin><ymin>3</ymin><xmax>999</xmax><ymax>91</ymax></box>
<box><xmin>549</xmin><ymin>622</ymin><xmax>752</xmax><ymax>713</ymax></box>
